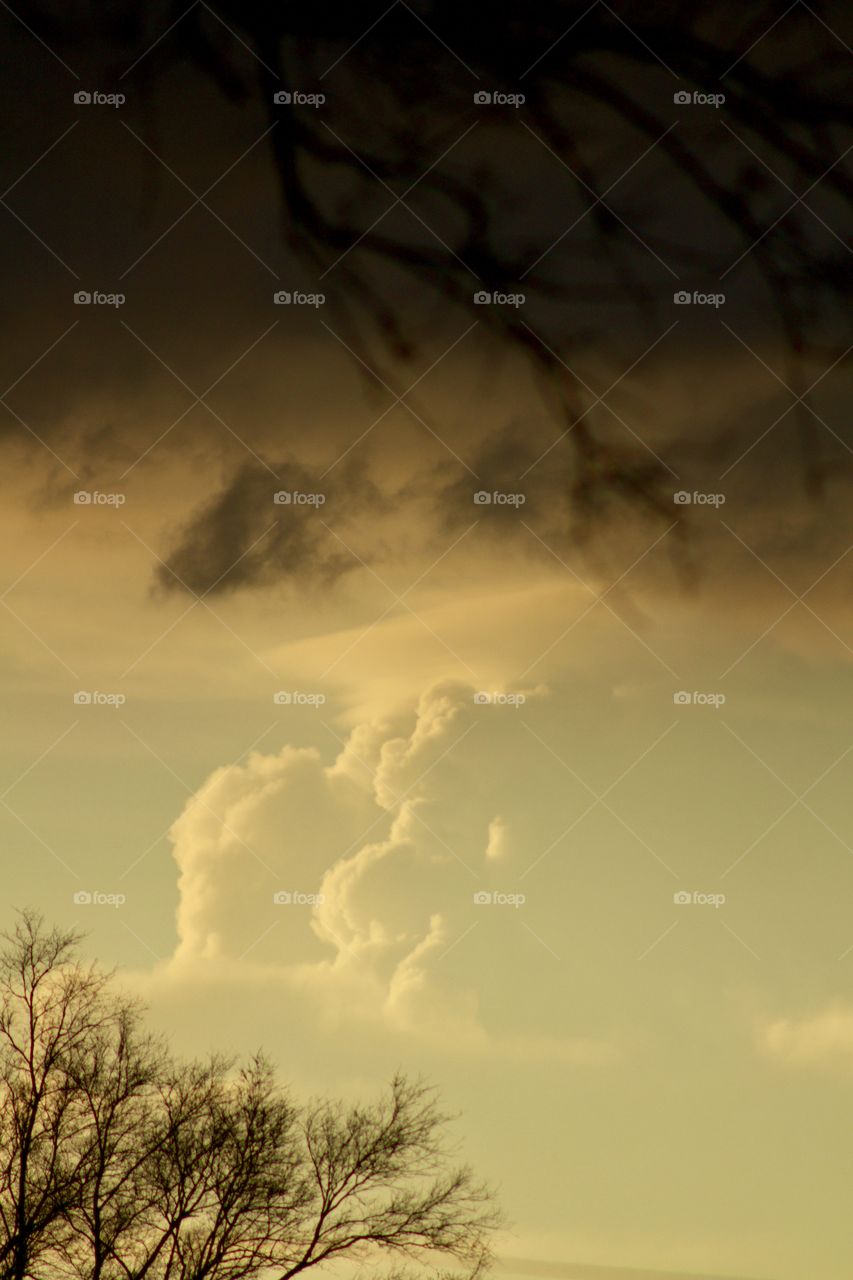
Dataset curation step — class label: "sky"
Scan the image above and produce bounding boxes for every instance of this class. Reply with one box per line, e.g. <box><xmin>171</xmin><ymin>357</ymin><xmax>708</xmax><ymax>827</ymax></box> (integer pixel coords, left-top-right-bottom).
<box><xmin>1</xmin><ymin>4</ymin><xmax>853</xmax><ymax>1279</ymax></box>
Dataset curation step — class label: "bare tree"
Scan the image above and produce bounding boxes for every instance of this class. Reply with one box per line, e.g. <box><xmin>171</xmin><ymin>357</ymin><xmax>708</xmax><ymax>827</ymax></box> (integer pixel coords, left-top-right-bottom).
<box><xmin>276</xmin><ymin>1075</ymin><xmax>495</xmax><ymax>1279</ymax></box>
<box><xmin>0</xmin><ymin>910</ymin><xmax>126</xmax><ymax>1280</ymax></box>
<box><xmin>0</xmin><ymin>913</ymin><xmax>500</xmax><ymax>1280</ymax></box>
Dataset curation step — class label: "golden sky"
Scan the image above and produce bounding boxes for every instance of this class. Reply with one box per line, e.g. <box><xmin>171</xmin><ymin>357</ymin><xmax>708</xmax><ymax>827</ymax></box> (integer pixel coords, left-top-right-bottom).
<box><xmin>2</xmin><ymin>5</ymin><xmax>853</xmax><ymax>1278</ymax></box>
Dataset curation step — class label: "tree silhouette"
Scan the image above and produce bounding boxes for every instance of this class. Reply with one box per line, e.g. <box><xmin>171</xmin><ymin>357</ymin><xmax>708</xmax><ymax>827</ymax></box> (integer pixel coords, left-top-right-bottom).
<box><xmin>0</xmin><ymin>911</ymin><xmax>499</xmax><ymax>1280</ymax></box>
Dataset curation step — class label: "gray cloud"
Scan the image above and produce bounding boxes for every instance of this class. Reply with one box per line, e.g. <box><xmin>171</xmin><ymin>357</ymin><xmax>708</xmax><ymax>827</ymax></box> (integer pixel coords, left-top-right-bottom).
<box><xmin>157</xmin><ymin>456</ymin><xmax>388</xmax><ymax>596</ymax></box>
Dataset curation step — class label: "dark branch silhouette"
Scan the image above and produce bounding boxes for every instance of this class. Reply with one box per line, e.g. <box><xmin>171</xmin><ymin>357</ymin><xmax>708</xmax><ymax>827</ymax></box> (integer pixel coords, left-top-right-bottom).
<box><xmin>0</xmin><ymin>911</ymin><xmax>500</xmax><ymax>1280</ymax></box>
<box><xmin>14</xmin><ymin>1</ymin><xmax>853</xmax><ymax>576</ymax></box>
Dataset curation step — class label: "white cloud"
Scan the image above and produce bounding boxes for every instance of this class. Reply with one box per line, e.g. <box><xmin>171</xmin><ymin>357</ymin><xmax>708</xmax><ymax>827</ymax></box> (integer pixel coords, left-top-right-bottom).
<box><xmin>160</xmin><ymin>679</ymin><xmax>614</xmax><ymax>1063</ymax></box>
<box><xmin>486</xmin><ymin>815</ymin><xmax>511</xmax><ymax>861</ymax></box>
<box><xmin>757</xmin><ymin>1005</ymin><xmax>853</xmax><ymax>1070</ymax></box>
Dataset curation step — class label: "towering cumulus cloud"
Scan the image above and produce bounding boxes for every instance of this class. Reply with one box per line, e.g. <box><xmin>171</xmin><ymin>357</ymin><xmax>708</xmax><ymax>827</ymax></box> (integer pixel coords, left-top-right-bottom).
<box><xmin>167</xmin><ymin>680</ymin><xmax>611</xmax><ymax>1062</ymax></box>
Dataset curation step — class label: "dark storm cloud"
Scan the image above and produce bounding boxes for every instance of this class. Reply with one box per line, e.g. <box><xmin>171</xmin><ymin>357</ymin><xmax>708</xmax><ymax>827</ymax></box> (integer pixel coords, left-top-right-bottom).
<box><xmin>157</xmin><ymin>456</ymin><xmax>388</xmax><ymax>596</ymax></box>
<box><xmin>435</xmin><ymin>420</ymin><xmax>572</xmax><ymax>538</ymax></box>
<box><xmin>1</xmin><ymin>0</ymin><xmax>851</xmax><ymax>600</ymax></box>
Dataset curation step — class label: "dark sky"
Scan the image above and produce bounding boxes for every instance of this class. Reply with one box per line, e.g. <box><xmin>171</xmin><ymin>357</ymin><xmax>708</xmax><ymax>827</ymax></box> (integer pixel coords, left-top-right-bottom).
<box><xmin>1</xmin><ymin>0</ymin><xmax>852</xmax><ymax>596</ymax></box>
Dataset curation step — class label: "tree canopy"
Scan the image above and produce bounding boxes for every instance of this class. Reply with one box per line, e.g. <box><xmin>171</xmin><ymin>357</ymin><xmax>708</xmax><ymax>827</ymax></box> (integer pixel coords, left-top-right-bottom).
<box><xmin>0</xmin><ymin>910</ymin><xmax>499</xmax><ymax>1280</ymax></box>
